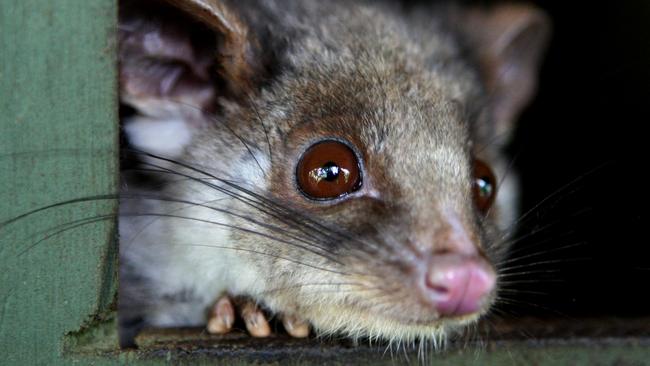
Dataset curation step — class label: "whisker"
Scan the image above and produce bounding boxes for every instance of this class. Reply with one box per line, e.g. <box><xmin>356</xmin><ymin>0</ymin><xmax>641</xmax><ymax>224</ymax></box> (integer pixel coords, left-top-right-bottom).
<box><xmin>4</xmin><ymin>189</ymin><xmax>343</xmax><ymax>265</ymax></box>
<box><xmin>147</xmin><ymin>99</ymin><xmax>268</xmax><ymax>177</ymax></box>
<box><xmin>505</xmin><ymin>162</ymin><xmax>610</xmax><ymax>233</ymax></box>
<box><xmin>122</xmin><ymin>195</ymin><xmax>232</xmax><ymax>251</ymax></box>
<box><xmin>497</xmin><ymin>269</ymin><xmax>563</xmax><ymax>278</ymax></box>
<box><xmin>498</xmin><ymin>279</ymin><xmax>565</xmax><ymax>285</ymax></box>
<box><xmin>255</xmin><ymin>282</ymin><xmax>367</xmax><ymax>295</ymax></box>
<box><xmin>498</xmin><ymin>257</ymin><xmax>591</xmax><ymax>274</ymax></box>
<box><xmin>125</xmin><ymin>213</ymin><xmax>344</xmax><ymax>266</ymax></box>
<box><xmin>261</xmin><ymin>286</ymin><xmax>386</xmax><ymax>297</ymax></box>
<box><xmin>17</xmin><ymin>215</ymin><xmax>115</xmax><ymax>256</ymax></box>
<box><xmin>129</xmin><ymin>152</ymin><xmax>393</xmax><ymax>264</ymax></box>
<box><xmin>499</xmin><ymin>207</ymin><xmax>591</xmax><ymax>249</ymax></box>
<box><xmin>131</xmin><ymin>155</ymin><xmax>356</xmax><ymax>251</ymax></box>
<box><xmin>493</xmin><ymin>297</ymin><xmax>570</xmax><ymax>317</ymax></box>
<box><xmin>182</xmin><ymin>243</ymin><xmax>344</xmax><ymax>275</ymax></box>
<box><xmin>122</xmin><ymin>164</ymin><xmax>350</xmax><ymax>258</ymax></box>
<box><xmin>245</xmin><ymin>93</ymin><xmax>273</xmax><ymax>165</ymax></box>
<box><xmin>17</xmin><ymin>209</ymin><xmax>346</xmax><ymax>272</ymax></box>
<box><xmin>497</xmin><ymin>289</ymin><xmax>551</xmax><ymax>296</ymax></box>
<box><xmin>18</xmin><ymin>209</ymin><xmax>354</xmax><ymax>276</ymax></box>
<box><xmin>0</xmin><ymin>193</ymin><xmax>119</xmax><ymax>230</ymax></box>
<box><xmin>496</xmin><ymin>241</ymin><xmax>587</xmax><ymax>268</ymax></box>
<box><xmin>4</xmin><ymin>153</ymin><xmax>387</xmax><ymax>272</ymax></box>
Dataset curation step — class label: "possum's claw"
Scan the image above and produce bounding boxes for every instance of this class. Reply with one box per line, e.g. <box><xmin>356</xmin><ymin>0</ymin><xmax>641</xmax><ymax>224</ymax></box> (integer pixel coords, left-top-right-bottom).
<box><xmin>281</xmin><ymin>314</ymin><xmax>310</xmax><ymax>338</ymax></box>
<box><xmin>240</xmin><ymin>300</ymin><xmax>271</xmax><ymax>337</ymax></box>
<box><xmin>206</xmin><ymin>295</ymin><xmax>310</xmax><ymax>338</ymax></box>
<box><xmin>206</xmin><ymin>295</ymin><xmax>235</xmax><ymax>334</ymax></box>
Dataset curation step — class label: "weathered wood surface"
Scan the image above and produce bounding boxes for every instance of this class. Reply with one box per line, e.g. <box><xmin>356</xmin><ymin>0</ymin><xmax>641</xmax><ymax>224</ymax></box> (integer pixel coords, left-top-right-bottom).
<box><xmin>0</xmin><ymin>0</ymin><xmax>119</xmax><ymax>364</ymax></box>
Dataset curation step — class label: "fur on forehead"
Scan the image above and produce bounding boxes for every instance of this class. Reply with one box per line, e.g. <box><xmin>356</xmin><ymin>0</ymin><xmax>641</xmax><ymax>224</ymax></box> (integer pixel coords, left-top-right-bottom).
<box><xmin>246</xmin><ymin>29</ymin><xmax>483</xmax><ymax>144</ymax></box>
<box><xmin>212</xmin><ymin>0</ymin><xmax>484</xmax><ymax>124</ymax></box>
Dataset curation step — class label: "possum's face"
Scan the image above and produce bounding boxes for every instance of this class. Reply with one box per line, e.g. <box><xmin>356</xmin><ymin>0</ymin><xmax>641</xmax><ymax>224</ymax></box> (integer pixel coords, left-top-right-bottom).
<box><xmin>241</xmin><ymin>69</ymin><xmax>501</xmax><ymax>341</ymax></box>
<box><xmin>120</xmin><ymin>0</ymin><xmax>549</xmax><ymax>345</ymax></box>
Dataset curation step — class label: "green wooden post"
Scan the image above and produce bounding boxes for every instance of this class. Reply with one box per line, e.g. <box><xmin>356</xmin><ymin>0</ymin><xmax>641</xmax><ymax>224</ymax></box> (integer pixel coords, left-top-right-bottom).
<box><xmin>0</xmin><ymin>0</ymin><xmax>119</xmax><ymax>364</ymax></box>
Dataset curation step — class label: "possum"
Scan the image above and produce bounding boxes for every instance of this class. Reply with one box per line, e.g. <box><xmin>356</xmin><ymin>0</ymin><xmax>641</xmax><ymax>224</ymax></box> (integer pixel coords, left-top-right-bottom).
<box><xmin>118</xmin><ymin>0</ymin><xmax>550</xmax><ymax>347</ymax></box>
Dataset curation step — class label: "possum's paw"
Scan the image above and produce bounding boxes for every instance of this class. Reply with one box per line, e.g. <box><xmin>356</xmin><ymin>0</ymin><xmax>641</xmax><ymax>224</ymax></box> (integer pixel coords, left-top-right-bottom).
<box><xmin>206</xmin><ymin>295</ymin><xmax>310</xmax><ymax>338</ymax></box>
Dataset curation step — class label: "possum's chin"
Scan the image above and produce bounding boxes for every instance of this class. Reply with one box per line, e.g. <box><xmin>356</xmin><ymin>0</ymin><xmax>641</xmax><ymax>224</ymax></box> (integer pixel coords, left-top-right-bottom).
<box><xmin>302</xmin><ymin>303</ymin><xmax>482</xmax><ymax>346</ymax></box>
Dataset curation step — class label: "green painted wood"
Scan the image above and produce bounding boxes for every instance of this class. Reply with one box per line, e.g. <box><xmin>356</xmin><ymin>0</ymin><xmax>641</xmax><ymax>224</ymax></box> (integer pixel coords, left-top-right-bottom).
<box><xmin>0</xmin><ymin>0</ymin><xmax>119</xmax><ymax>364</ymax></box>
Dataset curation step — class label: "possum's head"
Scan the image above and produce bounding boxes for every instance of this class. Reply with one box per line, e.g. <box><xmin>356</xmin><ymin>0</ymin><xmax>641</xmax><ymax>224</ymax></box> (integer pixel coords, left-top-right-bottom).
<box><xmin>121</xmin><ymin>0</ymin><xmax>549</xmax><ymax>344</ymax></box>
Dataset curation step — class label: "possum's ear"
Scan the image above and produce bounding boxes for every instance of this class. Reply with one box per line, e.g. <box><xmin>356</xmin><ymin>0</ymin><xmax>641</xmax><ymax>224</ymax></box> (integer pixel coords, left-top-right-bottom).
<box><xmin>461</xmin><ymin>4</ymin><xmax>550</xmax><ymax>141</ymax></box>
<box><xmin>163</xmin><ymin>0</ymin><xmax>262</xmax><ymax>96</ymax></box>
<box><xmin>119</xmin><ymin>0</ymin><xmax>261</xmax><ymax>111</ymax></box>
<box><xmin>119</xmin><ymin>0</ymin><xmax>262</xmax><ymax>156</ymax></box>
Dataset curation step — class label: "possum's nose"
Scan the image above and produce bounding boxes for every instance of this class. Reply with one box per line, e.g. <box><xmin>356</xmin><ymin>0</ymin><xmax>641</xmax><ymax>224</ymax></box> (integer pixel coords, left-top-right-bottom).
<box><xmin>423</xmin><ymin>254</ymin><xmax>496</xmax><ymax>316</ymax></box>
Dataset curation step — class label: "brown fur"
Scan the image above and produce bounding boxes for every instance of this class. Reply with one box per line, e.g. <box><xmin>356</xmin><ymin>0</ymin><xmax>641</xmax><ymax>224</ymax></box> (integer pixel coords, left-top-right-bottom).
<box><xmin>119</xmin><ymin>0</ymin><xmax>549</xmax><ymax>346</ymax></box>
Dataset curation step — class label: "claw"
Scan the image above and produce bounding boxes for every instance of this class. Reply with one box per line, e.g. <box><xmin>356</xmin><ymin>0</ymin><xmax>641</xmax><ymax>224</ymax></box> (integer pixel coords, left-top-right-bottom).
<box><xmin>207</xmin><ymin>296</ymin><xmax>235</xmax><ymax>334</ymax></box>
<box><xmin>282</xmin><ymin>314</ymin><xmax>310</xmax><ymax>338</ymax></box>
<box><xmin>206</xmin><ymin>295</ymin><xmax>310</xmax><ymax>338</ymax></box>
<box><xmin>241</xmin><ymin>301</ymin><xmax>271</xmax><ymax>337</ymax></box>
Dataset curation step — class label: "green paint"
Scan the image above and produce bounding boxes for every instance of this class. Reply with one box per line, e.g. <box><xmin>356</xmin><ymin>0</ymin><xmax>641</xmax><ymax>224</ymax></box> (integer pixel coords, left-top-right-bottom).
<box><xmin>63</xmin><ymin>312</ymin><xmax>119</xmax><ymax>356</ymax></box>
<box><xmin>0</xmin><ymin>0</ymin><xmax>119</xmax><ymax>364</ymax></box>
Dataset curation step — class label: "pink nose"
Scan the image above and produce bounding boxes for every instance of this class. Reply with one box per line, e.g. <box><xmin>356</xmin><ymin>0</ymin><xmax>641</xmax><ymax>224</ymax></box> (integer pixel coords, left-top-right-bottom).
<box><xmin>423</xmin><ymin>254</ymin><xmax>496</xmax><ymax>316</ymax></box>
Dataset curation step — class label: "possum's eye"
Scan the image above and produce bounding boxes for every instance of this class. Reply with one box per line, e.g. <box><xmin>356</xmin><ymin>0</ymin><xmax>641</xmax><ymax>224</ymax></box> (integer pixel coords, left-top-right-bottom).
<box><xmin>473</xmin><ymin>159</ymin><xmax>497</xmax><ymax>214</ymax></box>
<box><xmin>297</xmin><ymin>140</ymin><xmax>362</xmax><ymax>200</ymax></box>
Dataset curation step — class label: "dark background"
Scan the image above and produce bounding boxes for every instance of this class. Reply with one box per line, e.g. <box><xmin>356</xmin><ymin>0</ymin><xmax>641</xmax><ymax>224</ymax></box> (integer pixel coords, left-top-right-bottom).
<box><xmin>396</xmin><ymin>0</ymin><xmax>650</xmax><ymax>320</ymax></box>
<box><xmin>496</xmin><ymin>0</ymin><xmax>648</xmax><ymax>318</ymax></box>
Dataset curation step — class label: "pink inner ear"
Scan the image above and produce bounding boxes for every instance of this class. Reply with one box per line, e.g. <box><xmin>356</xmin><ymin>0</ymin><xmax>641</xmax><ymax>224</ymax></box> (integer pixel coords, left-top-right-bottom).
<box><xmin>120</xmin><ymin>2</ymin><xmax>217</xmax><ymax>115</ymax></box>
<box><xmin>120</xmin><ymin>60</ymin><xmax>215</xmax><ymax>111</ymax></box>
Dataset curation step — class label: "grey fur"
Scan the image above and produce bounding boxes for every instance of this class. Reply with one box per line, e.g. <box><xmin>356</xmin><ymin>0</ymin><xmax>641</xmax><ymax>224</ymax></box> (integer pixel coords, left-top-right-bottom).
<box><xmin>119</xmin><ymin>0</ymin><xmax>547</xmax><ymax>346</ymax></box>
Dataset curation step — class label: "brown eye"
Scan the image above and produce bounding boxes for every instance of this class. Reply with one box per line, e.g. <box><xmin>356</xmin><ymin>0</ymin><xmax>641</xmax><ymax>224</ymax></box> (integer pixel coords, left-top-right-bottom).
<box><xmin>297</xmin><ymin>140</ymin><xmax>362</xmax><ymax>200</ymax></box>
<box><xmin>473</xmin><ymin>159</ymin><xmax>497</xmax><ymax>214</ymax></box>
